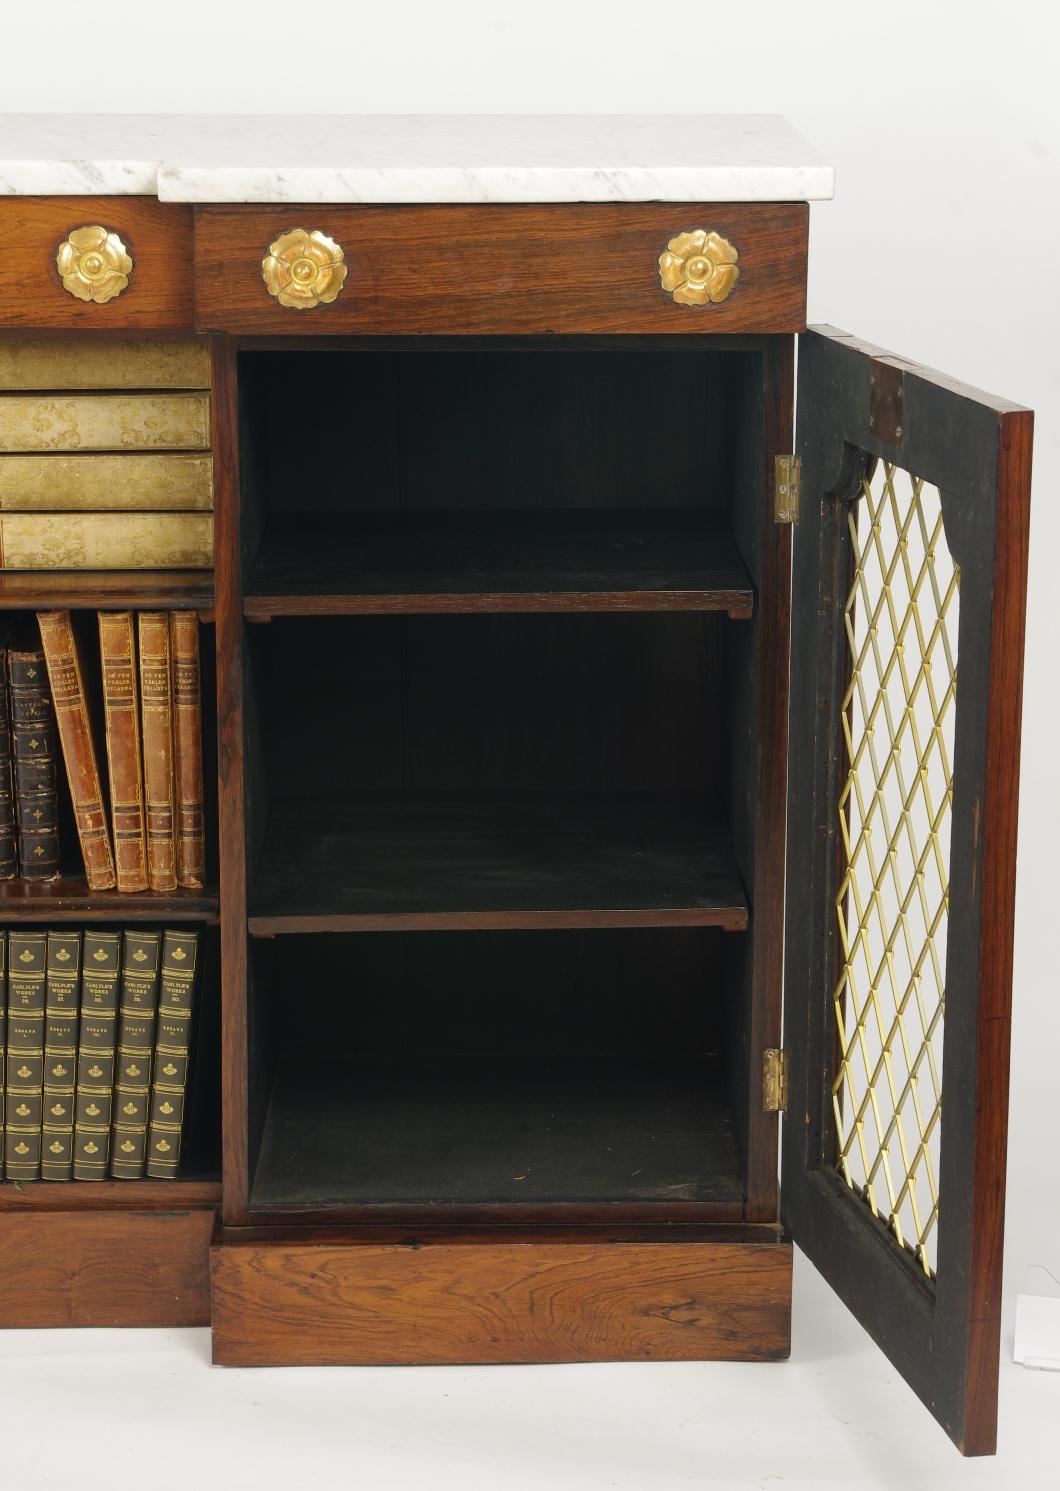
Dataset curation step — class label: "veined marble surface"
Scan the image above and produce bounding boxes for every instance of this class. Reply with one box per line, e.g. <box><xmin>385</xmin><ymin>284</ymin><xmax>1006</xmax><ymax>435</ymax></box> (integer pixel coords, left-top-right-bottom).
<box><xmin>0</xmin><ymin>115</ymin><xmax>834</xmax><ymax>203</ymax></box>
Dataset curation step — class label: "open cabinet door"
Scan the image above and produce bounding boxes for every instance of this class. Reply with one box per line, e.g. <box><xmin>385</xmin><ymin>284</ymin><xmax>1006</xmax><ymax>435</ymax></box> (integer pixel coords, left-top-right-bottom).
<box><xmin>782</xmin><ymin>327</ymin><xmax>1032</xmax><ymax>1454</ymax></box>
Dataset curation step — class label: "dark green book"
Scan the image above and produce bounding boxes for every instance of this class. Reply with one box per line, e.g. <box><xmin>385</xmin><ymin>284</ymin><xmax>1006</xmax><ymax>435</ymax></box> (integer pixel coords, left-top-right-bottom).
<box><xmin>146</xmin><ymin>930</ymin><xmax>199</xmax><ymax>1179</ymax></box>
<box><xmin>5</xmin><ymin>930</ymin><xmax>46</xmax><ymax>1180</ymax></box>
<box><xmin>73</xmin><ymin>930</ymin><xmax>121</xmax><ymax>1180</ymax></box>
<box><xmin>110</xmin><ymin>930</ymin><xmax>161</xmax><ymax>1179</ymax></box>
<box><xmin>40</xmin><ymin>930</ymin><xmax>81</xmax><ymax>1180</ymax></box>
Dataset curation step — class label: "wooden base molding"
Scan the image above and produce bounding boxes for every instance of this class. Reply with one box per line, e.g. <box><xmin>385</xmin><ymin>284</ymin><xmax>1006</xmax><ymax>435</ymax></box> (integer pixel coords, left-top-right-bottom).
<box><xmin>209</xmin><ymin>1225</ymin><xmax>792</xmax><ymax>1367</ymax></box>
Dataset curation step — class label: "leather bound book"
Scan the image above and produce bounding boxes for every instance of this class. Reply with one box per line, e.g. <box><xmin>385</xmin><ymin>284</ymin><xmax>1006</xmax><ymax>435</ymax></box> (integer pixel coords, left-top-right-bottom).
<box><xmin>40</xmin><ymin>930</ymin><xmax>81</xmax><ymax>1180</ymax></box>
<box><xmin>0</xmin><ymin>649</ymin><xmax>16</xmax><ymax>878</ymax></box>
<box><xmin>169</xmin><ymin>612</ymin><xmax>205</xmax><ymax>889</ymax></box>
<box><xmin>146</xmin><ymin>929</ymin><xmax>199</xmax><ymax>1178</ymax></box>
<box><xmin>37</xmin><ymin>611</ymin><xmax>116</xmax><ymax>891</ymax></box>
<box><xmin>138</xmin><ymin>613</ymin><xmax>177</xmax><ymax>892</ymax></box>
<box><xmin>0</xmin><ymin>932</ymin><xmax>7</xmax><ymax>1176</ymax></box>
<box><xmin>98</xmin><ymin>612</ymin><xmax>148</xmax><ymax>893</ymax></box>
<box><xmin>5</xmin><ymin>930</ymin><xmax>46</xmax><ymax>1180</ymax></box>
<box><xmin>9</xmin><ymin>648</ymin><xmax>61</xmax><ymax>880</ymax></box>
<box><xmin>110</xmin><ymin>929</ymin><xmax>162</xmax><ymax>1179</ymax></box>
<box><xmin>73</xmin><ymin>930</ymin><xmax>121</xmax><ymax>1180</ymax></box>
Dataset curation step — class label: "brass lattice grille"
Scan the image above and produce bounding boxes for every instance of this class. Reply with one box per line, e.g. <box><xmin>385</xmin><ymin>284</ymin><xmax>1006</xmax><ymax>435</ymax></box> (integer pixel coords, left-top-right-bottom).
<box><xmin>832</xmin><ymin>460</ymin><xmax>959</xmax><ymax>1279</ymax></box>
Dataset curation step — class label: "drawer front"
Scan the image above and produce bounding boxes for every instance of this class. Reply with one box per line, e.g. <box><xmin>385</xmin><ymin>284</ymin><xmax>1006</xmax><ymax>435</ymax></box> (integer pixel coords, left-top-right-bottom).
<box><xmin>194</xmin><ymin>203</ymin><xmax>808</xmax><ymax>335</ymax></box>
<box><xmin>0</xmin><ymin>392</ymin><xmax>211</xmax><ymax>452</ymax></box>
<box><xmin>0</xmin><ymin>198</ymin><xmax>194</xmax><ymax>331</ymax></box>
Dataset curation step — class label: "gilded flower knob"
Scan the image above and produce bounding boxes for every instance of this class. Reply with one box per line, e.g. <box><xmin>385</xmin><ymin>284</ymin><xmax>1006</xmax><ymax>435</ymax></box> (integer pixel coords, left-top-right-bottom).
<box><xmin>262</xmin><ymin>228</ymin><xmax>347</xmax><ymax>309</ymax></box>
<box><xmin>658</xmin><ymin>230</ymin><xmax>740</xmax><ymax>307</ymax></box>
<box><xmin>56</xmin><ymin>225</ymin><xmax>133</xmax><ymax>304</ymax></box>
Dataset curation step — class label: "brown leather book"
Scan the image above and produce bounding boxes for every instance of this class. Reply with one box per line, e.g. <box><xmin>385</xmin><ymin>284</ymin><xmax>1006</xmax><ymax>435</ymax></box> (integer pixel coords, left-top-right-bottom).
<box><xmin>73</xmin><ymin>930</ymin><xmax>121</xmax><ymax>1180</ymax></box>
<box><xmin>138</xmin><ymin>613</ymin><xmax>177</xmax><ymax>892</ymax></box>
<box><xmin>169</xmin><ymin>612</ymin><xmax>205</xmax><ymax>889</ymax></box>
<box><xmin>146</xmin><ymin>929</ymin><xmax>199</xmax><ymax>1178</ymax></box>
<box><xmin>36</xmin><ymin>612</ymin><xmax>116</xmax><ymax>891</ymax></box>
<box><xmin>0</xmin><ymin>648</ymin><xmax>16</xmax><ymax>878</ymax></box>
<box><xmin>98</xmin><ymin>612</ymin><xmax>148</xmax><ymax>892</ymax></box>
<box><xmin>0</xmin><ymin>932</ymin><xmax>7</xmax><ymax>1176</ymax></box>
<box><xmin>9</xmin><ymin>647</ymin><xmax>61</xmax><ymax>880</ymax></box>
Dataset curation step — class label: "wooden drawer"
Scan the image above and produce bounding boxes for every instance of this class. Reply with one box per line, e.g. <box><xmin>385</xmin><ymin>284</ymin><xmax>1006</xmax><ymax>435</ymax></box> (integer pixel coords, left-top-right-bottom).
<box><xmin>0</xmin><ymin>198</ymin><xmax>194</xmax><ymax>331</ymax></box>
<box><xmin>194</xmin><ymin>203</ymin><xmax>808</xmax><ymax>336</ymax></box>
<box><xmin>210</xmin><ymin>1224</ymin><xmax>792</xmax><ymax>1366</ymax></box>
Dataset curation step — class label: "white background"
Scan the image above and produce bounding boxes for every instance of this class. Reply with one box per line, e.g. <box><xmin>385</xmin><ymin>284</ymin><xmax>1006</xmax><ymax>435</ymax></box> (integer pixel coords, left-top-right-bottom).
<box><xmin>2</xmin><ymin>1</ymin><xmax>1059</xmax><ymax>1485</ymax></box>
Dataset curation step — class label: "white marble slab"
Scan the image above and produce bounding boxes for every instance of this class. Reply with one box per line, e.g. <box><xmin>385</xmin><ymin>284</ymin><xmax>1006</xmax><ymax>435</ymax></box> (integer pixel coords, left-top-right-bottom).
<box><xmin>0</xmin><ymin>115</ymin><xmax>834</xmax><ymax>203</ymax></box>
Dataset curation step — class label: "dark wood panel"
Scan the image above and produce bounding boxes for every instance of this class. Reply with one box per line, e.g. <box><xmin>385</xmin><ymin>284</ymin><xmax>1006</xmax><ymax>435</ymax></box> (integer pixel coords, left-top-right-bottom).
<box><xmin>0</xmin><ymin>1209</ymin><xmax>214</xmax><ymax>1326</ymax></box>
<box><xmin>0</xmin><ymin>879</ymin><xmax>218</xmax><ymax>921</ymax></box>
<box><xmin>211</xmin><ymin>1228</ymin><xmax>792</xmax><ymax>1365</ymax></box>
<box><xmin>248</xmin><ymin>796</ymin><xmax>748</xmax><ymax>932</ymax></box>
<box><xmin>0</xmin><ymin>570</ymin><xmax>212</xmax><ymax>611</ymax></box>
<box><xmin>244</xmin><ymin>510</ymin><xmax>753</xmax><ymax>618</ymax></box>
<box><xmin>194</xmin><ymin>204</ymin><xmax>808</xmax><ymax>336</ymax></box>
<box><xmin>250</xmin><ymin>1054</ymin><xmax>741</xmax><ymax>1209</ymax></box>
<box><xmin>0</xmin><ymin>1179</ymin><xmax>220</xmax><ymax>1212</ymax></box>
<box><xmin>0</xmin><ymin>199</ymin><xmax>194</xmax><ymax>332</ymax></box>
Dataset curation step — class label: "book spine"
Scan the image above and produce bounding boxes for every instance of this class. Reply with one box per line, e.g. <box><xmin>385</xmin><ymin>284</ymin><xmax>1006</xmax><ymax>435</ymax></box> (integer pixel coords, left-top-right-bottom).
<box><xmin>0</xmin><ymin>649</ymin><xmax>16</xmax><ymax>878</ymax></box>
<box><xmin>9</xmin><ymin>648</ymin><xmax>60</xmax><ymax>880</ymax></box>
<box><xmin>73</xmin><ymin>930</ymin><xmax>122</xmax><ymax>1180</ymax></box>
<box><xmin>0</xmin><ymin>931</ymin><xmax>6</xmax><ymax>1177</ymax></box>
<box><xmin>0</xmin><ymin>512</ymin><xmax>213</xmax><ymax>570</ymax></box>
<box><xmin>99</xmin><ymin>612</ymin><xmax>148</xmax><ymax>893</ymax></box>
<box><xmin>169</xmin><ymin>612</ymin><xmax>205</xmax><ymax>889</ymax></box>
<box><xmin>138</xmin><ymin>614</ymin><xmax>177</xmax><ymax>892</ymax></box>
<box><xmin>41</xmin><ymin>929</ymin><xmax>80</xmax><ymax>1180</ymax></box>
<box><xmin>110</xmin><ymin>929</ymin><xmax>162</xmax><ymax>1179</ymax></box>
<box><xmin>37</xmin><ymin>611</ymin><xmax>116</xmax><ymax>891</ymax></box>
<box><xmin>5</xmin><ymin>930</ymin><xmax>46</xmax><ymax>1179</ymax></box>
<box><xmin>146</xmin><ymin>929</ymin><xmax>199</xmax><ymax>1179</ymax></box>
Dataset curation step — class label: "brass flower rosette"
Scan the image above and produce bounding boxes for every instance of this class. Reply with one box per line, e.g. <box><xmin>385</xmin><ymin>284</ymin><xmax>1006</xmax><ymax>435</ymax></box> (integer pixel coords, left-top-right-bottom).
<box><xmin>56</xmin><ymin>226</ymin><xmax>133</xmax><ymax>304</ymax></box>
<box><xmin>658</xmin><ymin>230</ymin><xmax>739</xmax><ymax>307</ymax></box>
<box><xmin>262</xmin><ymin>228</ymin><xmax>347</xmax><ymax>309</ymax></box>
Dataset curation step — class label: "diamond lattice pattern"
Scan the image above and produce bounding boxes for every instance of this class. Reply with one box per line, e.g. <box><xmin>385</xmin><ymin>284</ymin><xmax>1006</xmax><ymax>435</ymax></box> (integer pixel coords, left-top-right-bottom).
<box><xmin>832</xmin><ymin>460</ymin><xmax>959</xmax><ymax>1279</ymax></box>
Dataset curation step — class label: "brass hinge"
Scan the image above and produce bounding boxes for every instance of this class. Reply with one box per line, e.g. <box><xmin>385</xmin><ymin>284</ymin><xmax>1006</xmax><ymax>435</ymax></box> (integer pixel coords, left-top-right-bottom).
<box><xmin>774</xmin><ymin>454</ymin><xmax>801</xmax><ymax>523</ymax></box>
<box><xmin>762</xmin><ymin>1048</ymin><xmax>789</xmax><ymax>1113</ymax></box>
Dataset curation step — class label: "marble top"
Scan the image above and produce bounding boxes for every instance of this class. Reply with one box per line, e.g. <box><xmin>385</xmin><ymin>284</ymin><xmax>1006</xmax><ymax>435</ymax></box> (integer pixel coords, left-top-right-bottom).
<box><xmin>0</xmin><ymin>115</ymin><xmax>834</xmax><ymax>203</ymax></box>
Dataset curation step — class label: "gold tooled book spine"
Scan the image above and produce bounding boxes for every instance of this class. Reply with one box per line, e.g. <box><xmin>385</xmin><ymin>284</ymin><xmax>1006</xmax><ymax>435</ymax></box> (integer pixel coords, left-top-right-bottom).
<box><xmin>146</xmin><ymin>929</ymin><xmax>199</xmax><ymax>1179</ymax></box>
<box><xmin>0</xmin><ymin>932</ymin><xmax>7</xmax><ymax>1177</ymax></box>
<box><xmin>5</xmin><ymin>930</ymin><xmax>46</xmax><ymax>1181</ymax></box>
<box><xmin>0</xmin><ymin>648</ymin><xmax>16</xmax><ymax>879</ymax></box>
<box><xmin>9</xmin><ymin>648</ymin><xmax>61</xmax><ymax>879</ymax></box>
<box><xmin>37</xmin><ymin>611</ymin><xmax>116</xmax><ymax>891</ymax></box>
<box><xmin>40</xmin><ymin>930</ymin><xmax>80</xmax><ymax>1181</ymax></box>
<box><xmin>0</xmin><ymin>454</ymin><xmax>214</xmax><ymax>512</ymax></box>
<box><xmin>169</xmin><ymin>612</ymin><xmax>205</xmax><ymax>889</ymax></box>
<box><xmin>0</xmin><ymin>392</ymin><xmax>211</xmax><ymax>453</ymax></box>
<box><xmin>1</xmin><ymin>513</ymin><xmax>213</xmax><ymax>570</ymax></box>
<box><xmin>73</xmin><ymin>930</ymin><xmax>121</xmax><ymax>1180</ymax></box>
<box><xmin>138</xmin><ymin>613</ymin><xmax>177</xmax><ymax>892</ymax></box>
<box><xmin>110</xmin><ymin>930</ymin><xmax>162</xmax><ymax>1179</ymax></box>
<box><xmin>0</xmin><ymin>338</ymin><xmax>210</xmax><ymax>392</ymax></box>
<box><xmin>99</xmin><ymin>612</ymin><xmax>148</xmax><ymax>893</ymax></box>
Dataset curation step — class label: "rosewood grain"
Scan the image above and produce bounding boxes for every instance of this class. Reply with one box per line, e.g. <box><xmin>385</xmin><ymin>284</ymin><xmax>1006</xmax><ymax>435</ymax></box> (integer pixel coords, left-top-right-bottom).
<box><xmin>0</xmin><ymin>1208</ymin><xmax>214</xmax><ymax>1327</ymax></box>
<box><xmin>210</xmin><ymin>1227</ymin><xmax>792</xmax><ymax>1366</ymax></box>
<box><xmin>193</xmin><ymin>204</ymin><xmax>808</xmax><ymax>336</ymax></box>
<box><xmin>0</xmin><ymin>198</ymin><xmax>194</xmax><ymax>332</ymax></box>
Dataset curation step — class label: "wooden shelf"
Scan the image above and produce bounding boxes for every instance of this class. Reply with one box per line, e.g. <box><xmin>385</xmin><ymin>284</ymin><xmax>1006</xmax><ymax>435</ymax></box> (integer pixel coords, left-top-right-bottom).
<box><xmin>0</xmin><ymin>879</ymin><xmax>219</xmax><ymax>922</ymax></box>
<box><xmin>243</xmin><ymin>511</ymin><xmax>754</xmax><ymax>618</ymax></box>
<box><xmin>0</xmin><ymin>569</ymin><xmax>213</xmax><ymax>612</ymax></box>
<box><xmin>250</xmin><ymin>1055</ymin><xmax>742</xmax><ymax>1210</ymax></box>
<box><xmin>248</xmin><ymin>795</ymin><xmax>748</xmax><ymax>934</ymax></box>
<box><xmin>0</xmin><ymin>1177</ymin><xmax>221</xmax><ymax>1212</ymax></box>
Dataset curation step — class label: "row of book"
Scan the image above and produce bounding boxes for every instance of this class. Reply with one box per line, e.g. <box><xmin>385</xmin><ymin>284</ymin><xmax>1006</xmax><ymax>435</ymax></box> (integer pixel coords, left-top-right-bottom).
<box><xmin>0</xmin><ymin>610</ymin><xmax>205</xmax><ymax>892</ymax></box>
<box><xmin>1</xmin><ymin>927</ymin><xmax>199</xmax><ymax>1182</ymax></box>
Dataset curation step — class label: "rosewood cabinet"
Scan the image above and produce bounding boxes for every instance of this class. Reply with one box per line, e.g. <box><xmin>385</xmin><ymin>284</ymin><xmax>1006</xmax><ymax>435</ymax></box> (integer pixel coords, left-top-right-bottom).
<box><xmin>0</xmin><ymin>116</ymin><xmax>1031</xmax><ymax>1457</ymax></box>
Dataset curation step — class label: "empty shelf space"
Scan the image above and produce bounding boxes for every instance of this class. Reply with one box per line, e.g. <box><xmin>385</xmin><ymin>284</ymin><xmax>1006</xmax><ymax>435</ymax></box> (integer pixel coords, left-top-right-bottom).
<box><xmin>250</xmin><ymin>1055</ymin><xmax>743</xmax><ymax>1209</ymax></box>
<box><xmin>243</xmin><ymin>511</ymin><xmax>754</xmax><ymax>618</ymax></box>
<box><xmin>0</xmin><ymin>879</ymin><xmax>219</xmax><ymax>922</ymax></box>
<box><xmin>248</xmin><ymin>796</ymin><xmax>749</xmax><ymax>933</ymax></box>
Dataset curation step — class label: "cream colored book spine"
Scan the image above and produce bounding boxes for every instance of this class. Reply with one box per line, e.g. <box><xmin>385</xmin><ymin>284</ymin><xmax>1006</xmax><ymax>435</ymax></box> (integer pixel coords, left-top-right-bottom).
<box><xmin>0</xmin><ymin>453</ymin><xmax>213</xmax><ymax>511</ymax></box>
<box><xmin>0</xmin><ymin>393</ymin><xmax>211</xmax><ymax>453</ymax></box>
<box><xmin>0</xmin><ymin>512</ymin><xmax>213</xmax><ymax>569</ymax></box>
